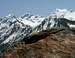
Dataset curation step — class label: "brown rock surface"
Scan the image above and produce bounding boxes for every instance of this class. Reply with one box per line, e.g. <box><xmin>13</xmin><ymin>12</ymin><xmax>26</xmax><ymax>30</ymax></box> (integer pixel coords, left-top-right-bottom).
<box><xmin>2</xmin><ymin>29</ymin><xmax>75</xmax><ymax>58</ymax></box>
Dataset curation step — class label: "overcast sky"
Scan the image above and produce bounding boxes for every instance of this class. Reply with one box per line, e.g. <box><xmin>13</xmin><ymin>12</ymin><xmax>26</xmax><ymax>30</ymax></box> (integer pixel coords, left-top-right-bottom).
<box><xmin>0</xmin><ymin>0</ymin><xmax>75</xmax><ymax>16</ymax></box>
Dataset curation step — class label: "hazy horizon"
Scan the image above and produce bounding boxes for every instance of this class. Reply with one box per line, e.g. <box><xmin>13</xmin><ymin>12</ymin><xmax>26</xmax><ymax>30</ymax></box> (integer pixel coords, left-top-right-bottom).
<box><xmin>0</xmin><ymin>0</ymin><xmax>75</xmax><ymax>16</ymax></box>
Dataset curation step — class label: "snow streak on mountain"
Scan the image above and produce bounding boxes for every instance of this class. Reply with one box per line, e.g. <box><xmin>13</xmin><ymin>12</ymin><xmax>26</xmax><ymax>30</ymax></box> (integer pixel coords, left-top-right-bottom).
<box><xmin>0</xmin><ymin>9</ymin><xmax>75</xmax><ymax>53</ymax></box>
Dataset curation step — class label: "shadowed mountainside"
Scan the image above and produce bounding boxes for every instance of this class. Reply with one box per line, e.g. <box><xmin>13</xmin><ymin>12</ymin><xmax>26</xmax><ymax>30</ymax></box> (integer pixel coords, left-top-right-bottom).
<box><xmin>23</xmin><ymin>28</ymin><xmax>65</xmax><ymax>44</ymax></box>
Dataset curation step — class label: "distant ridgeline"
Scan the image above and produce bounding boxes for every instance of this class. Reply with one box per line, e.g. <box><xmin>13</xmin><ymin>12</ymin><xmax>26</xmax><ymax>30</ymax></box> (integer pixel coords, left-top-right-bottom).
<box><xmin>0</xmin><ymin>9</ymin><xmax>75</xmax><ymax>53</ymax></box>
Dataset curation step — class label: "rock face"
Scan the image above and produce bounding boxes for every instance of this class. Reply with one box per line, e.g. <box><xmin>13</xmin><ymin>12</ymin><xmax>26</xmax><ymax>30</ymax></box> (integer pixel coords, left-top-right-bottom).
<box><xmin>2</xmin><ymin>29</ymin><xmax>75</xmax><ymax>58</ymax></box>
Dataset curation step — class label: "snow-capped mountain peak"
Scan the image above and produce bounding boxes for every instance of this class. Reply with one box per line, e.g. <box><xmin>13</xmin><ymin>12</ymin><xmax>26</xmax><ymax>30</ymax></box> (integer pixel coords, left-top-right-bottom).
<box><xmin>0</xmin><ymin>9</ymin><xmax>75</xmax><ymax>53</ymax></box>
<box><xmin>51</xmin><ymin>9</ymin><xmax>75</xmax><ymax>21</ymax></box>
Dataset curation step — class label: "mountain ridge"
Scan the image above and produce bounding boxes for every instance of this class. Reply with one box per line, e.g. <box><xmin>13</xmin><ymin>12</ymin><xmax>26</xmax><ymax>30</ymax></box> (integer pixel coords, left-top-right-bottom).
<box><xmin>0</xmin><ymin>9</ymin><xmax>75</xmax><ymax>53</ymax></box>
